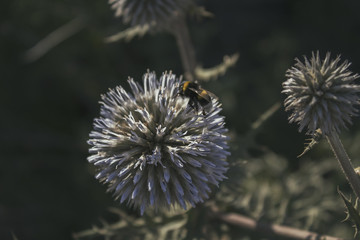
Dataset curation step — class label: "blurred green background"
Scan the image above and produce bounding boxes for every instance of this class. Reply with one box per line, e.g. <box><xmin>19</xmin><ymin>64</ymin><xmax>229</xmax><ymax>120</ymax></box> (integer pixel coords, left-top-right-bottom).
<box><xmin>2</xmin><ymin>0</ymin><xmax>360</xmax><ymax>239</ymax></box>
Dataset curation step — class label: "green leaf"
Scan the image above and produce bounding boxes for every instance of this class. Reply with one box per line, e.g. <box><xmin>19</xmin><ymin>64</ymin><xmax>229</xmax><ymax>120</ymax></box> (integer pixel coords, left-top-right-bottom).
<box><xmin>338</xmin><ymin>187</ymin><xmax>360</xmax><ymax>237</ymax></box>
<box><xmin>298</xmin><ymin>128</ymin><xmax>322</xmax><ymax>158</ymax></box>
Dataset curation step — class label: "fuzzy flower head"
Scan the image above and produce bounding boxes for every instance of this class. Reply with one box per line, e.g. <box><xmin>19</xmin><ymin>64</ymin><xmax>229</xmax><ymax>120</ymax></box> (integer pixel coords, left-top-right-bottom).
<box><xmin>109</xmin><ymin>0</ymin><xmax>193</xmax><ymax>28</ymax></box>
<box><xmin>88</xmin><ymin>71</ymin><xmax>230</xmax><ymax>214</ymax></box>
<box><xmin>282</xmin><ymin>52</ymin><xmax>360</xmax><ymax>135</ymax></box>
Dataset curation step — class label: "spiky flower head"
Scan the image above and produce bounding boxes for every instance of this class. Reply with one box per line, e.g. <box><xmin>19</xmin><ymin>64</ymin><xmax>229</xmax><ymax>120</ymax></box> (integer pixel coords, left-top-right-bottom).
<box><xmin>282</xmin><ymin>52</ymin><xmax>360</xmax><ymax>135</ymax></box>
<box><xmin>88</xmin><ymin>71</ymin><xmax>230</xmax><ymax>214</ymax></box>
<box><xmin>109</xmin><ymin>0</ymin><xmax>193</xmax><ymax>28</ymax></box>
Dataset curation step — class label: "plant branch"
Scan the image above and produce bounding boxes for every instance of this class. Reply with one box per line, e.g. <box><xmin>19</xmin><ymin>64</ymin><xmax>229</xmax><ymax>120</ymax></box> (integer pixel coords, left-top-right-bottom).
<box><xmin>195</xmin><ymin>53</ymin><xmax>239</xmax><ymax>81</ymax></box>
<box><xmin>245</xmin><ymin>101</ymin><xmax>281</xmax><ymax>146</ymax></box>
<box><xmin>250</xmin><ymin>101</ymin><xmax>281</xmax><ymax>133</ymax></box>
<box><xmin>168</xmin><ymin>15</ymin><xmax>197</xmax><ymax>81</ymax></box>
<box><xmin>104</xmin><ymin>24</ymin><xmax>149</xmax><ymax>43</ymax></box>
<box><xmin>23</xmin><ymin>15</ymin><xmax>87</xmax><ymax>63</ymax></box>
<box><xmin>326</xmin><ymin>132</ymin><xmax>360</xmax><ymax>199</ymax></box>
<box><xmin>210</xmin><ymin>206</ymin><xmax>343</xmax><ymax>240</ymax></box>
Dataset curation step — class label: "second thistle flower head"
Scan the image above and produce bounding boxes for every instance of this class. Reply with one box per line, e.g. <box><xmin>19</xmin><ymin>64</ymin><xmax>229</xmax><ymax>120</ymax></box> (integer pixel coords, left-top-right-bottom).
<box><xmin>88</xmin><ymin>71</ymin><xmax>230</xmax><ymax>214</ymax></box>
<box><xmin>282</xmin><ymin>51</ymin><xmax>360</xmax><ymax>135</ymax></box>
<box><xmin>109</xmin><ymin>0</ymin><xmax>193</xmax><ymax>28</ymax></box>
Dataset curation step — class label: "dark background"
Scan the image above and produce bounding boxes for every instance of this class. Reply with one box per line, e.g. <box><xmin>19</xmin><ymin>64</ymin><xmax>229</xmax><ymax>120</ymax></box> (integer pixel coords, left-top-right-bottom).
<box><xmin>2</xmin><ymin>0</ymin><xmax>360</xmax><ymax>239</ymax></box>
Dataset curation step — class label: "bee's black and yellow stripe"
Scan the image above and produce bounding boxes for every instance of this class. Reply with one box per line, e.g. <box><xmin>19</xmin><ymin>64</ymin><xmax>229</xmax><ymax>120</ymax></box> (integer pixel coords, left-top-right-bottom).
<box><xmin>198</xmin><ymin>90</ymin><xmax>209</xmax><ymax>99</ymax></box>
<box><xmin>182</xmin><ymin>81</ymin><xmax>191</xmax><ymax>93</ymax></box>
<box><xmin>180</xmin><ymin>81</ymin><xmax>213</xmax><ymax>114</ymax></box>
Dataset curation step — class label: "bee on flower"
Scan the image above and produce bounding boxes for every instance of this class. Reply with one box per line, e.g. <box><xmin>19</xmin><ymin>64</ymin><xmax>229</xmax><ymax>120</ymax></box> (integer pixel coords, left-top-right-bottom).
<box><xmin>88</xmin><ymin>71</ymin><xmax>230</xmax><ymax>214</ymax></box>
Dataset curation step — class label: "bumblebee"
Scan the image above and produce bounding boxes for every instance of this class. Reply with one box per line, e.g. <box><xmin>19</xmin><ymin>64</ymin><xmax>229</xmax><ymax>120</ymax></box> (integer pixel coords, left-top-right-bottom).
<box><xmin>179</xmin><ymin>81</ymin><xmax>216</xmax><ymax>115</ymax></box>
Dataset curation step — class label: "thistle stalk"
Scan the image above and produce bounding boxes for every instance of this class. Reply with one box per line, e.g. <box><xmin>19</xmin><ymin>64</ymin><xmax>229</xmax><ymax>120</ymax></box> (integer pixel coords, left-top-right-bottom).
<box><xmin>108</xmin><ymin>0</ymin><xmax>197</xmax><ymax>81</ymax></box>
<box><xmin>168</xmin><ymin>15</ymin><xmax>197</xmax><ymax>81</ymax></box>
<box><xmin>326</xmin><ymin>132</ymin><xmax>360</xmax><ymax>199</ymax></box>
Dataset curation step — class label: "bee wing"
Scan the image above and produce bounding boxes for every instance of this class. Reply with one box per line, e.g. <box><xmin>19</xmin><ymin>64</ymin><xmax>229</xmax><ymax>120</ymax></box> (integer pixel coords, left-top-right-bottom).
<box><xmin>189</xmin><ymin>87</ymin><xmax>218</xmax><ymax>101</ymax></box>
<box><xmin>188</xmin><ymin>87</ymin><xmax>203</xmax><ymax>94</ymax></box>
<box><xmin>205</xmin><ymin>90</ymin><xmax>218</xmax><ymax>100</ymax></box>
<box><xmin>187</xmin><ymin>87</ymin><xmax>198</xmax><ymax>91</ymax></box>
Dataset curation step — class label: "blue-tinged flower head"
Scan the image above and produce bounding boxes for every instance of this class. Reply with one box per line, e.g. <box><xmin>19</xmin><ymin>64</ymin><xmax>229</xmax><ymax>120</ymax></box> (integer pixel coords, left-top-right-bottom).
<box><xmin>282</xmin><ymin>52</ymin><xmax>360</xmax><ymax>135</ymax></box>
<box><xmin>88</xmin><ymin>71</ymin><xmax>230</xmax><ymax>214</ymax></box>
<box><xmin>109</xmin><ymin>0</ymin><xmax>193</xmax><ymax>28</ymax></box>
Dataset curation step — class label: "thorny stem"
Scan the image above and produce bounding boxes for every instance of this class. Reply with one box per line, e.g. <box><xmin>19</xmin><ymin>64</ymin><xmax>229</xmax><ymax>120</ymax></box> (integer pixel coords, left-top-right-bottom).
<box><xmin>168</xmin><ymin>15</ymin><xmax>197</xmax><ymax>81</ymax></box>
<box><xmin>210</xmin><ymin>205</ymin><xmax>343</xmax><ymax>240</ymax></box>
<box><xmin>326</xmin><ymin>132</ymin><xmax>360</xmax><ymax>199</ymax></box>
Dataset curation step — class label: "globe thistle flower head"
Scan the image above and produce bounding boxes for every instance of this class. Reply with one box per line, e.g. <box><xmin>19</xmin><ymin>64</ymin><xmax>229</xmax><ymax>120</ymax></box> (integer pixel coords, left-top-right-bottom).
<box><xmin>88</xmin><ymin>71</ymin><xmax>230</xmax><ymax>215</ymax></box>
<box><xmin>282</xmin><ymin>51</ymin><xmax>360</xmax><ymax>135</ymax></box>
<box><xmin>109</xmin><ymin>0</ymin><xmax>193</xmax><ymax>28</ymax></box>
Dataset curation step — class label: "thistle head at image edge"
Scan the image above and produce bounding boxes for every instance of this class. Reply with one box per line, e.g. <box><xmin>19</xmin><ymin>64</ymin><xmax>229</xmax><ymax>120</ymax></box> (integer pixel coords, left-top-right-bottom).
<box><xmin>109</xmin><ymin>0</ymin><xmax>194</xmax><ymax>28</ymax></box>
<box><xmin>282</xmin><ymin>51</ymin><xmax>360</xmax><ymax>136</ymax></box>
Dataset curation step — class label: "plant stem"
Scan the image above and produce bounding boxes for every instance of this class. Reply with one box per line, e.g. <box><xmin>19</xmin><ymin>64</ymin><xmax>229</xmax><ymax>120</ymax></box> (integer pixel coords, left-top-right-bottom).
<box><xmin>169</xmin><ymin>15</ymin><xmax>197</xmax><ymax>81</ymax></box>
<box><xmin>250</xmin><ymin>101</ymin><xmax>281</xmax><ymax>133</ymax></box>
<box><xmin>24</xmin><ymin>15</ymin><xmax>87</xmax><ymax>63</ymax></box>
<box><xmin>326</xmin><ymin>132</ymin><xmax>360</xmax><ymax>199</ymax></box>
<box><xmin>209</xmin><ymin>205</ymin><xmax>343</xmax><ymax>240</ymax></box>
